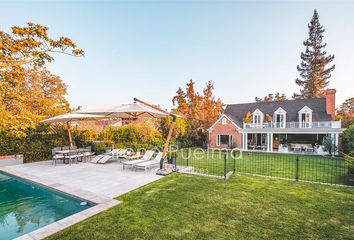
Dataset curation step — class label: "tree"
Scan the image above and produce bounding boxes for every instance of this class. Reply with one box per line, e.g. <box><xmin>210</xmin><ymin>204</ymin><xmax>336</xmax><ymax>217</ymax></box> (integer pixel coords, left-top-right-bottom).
<box><xmin>0</xmin><ymin>22</ymin><xmax>83</xmax><ymax>136</ymax></box>
<box><xmin>294</xmin><ymin>10</ymin><xmax>335</xmax><ymax>99</ymax></box>
<box><xmin>255</xmin><ymin>92</ymin><xmax>287</xmax><ymax>102</ymax></box>
<box><xmin>172</xmin><ymin>80</ymin><xmax>224</xmax><ymax>146</ymax></box>
<box><xmin>243</xmin><ymin>112</ymin><xmax>253</xmax><ymax>124</ymax></box>
<box><xmin>336</xmin><ymin>98</ymin><xmax>354</xmax><ymax>128</ymax></box>
<box><xmin>322</xmin><ymin>135</ymin><xmax>337</xmax><ymax>155</ymax></box>
<box><xmin>0</xmin><ymin>22</ymin><xmax>84</xmax><ymax>69</ymax></box>
<box><xmin>343</xmin><ymin>123</ymin><xmax>354</xmax><ymax>154</ymax></box>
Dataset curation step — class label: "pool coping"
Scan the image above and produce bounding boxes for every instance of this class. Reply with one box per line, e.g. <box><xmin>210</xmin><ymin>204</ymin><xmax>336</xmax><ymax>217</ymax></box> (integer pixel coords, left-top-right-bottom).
<box><xmin>0</xmin><ymin>166</ymin><xmax>121</xmax><ymax>240</ymax></box>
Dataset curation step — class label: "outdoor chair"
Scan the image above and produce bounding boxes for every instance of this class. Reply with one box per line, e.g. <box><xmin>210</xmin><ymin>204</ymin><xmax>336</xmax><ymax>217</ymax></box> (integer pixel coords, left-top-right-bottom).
<box><xmin>97</xmin><ymin>155</ymin><xmax>113</xmax><ymax>164</ymax></box>
<box><xmin>62</xmin><ymin>146</ymin><xmax>70</xmax><ymax>150</ymax></box>
<box><xmin>123</xmin><ymin>150</ymin><xmax>154</xmax><ymax>170</ymax></box>
<box><xmin>304</xmin><ymin>147</ymin><xmax>314</xmax><ymax>154</ymax></box>
<box><xmin>125</xmin><ymin>151</ymin><xmax>141</xmax><ymax>160</ymax></box>
<box><xmin>133</xmin><ymin>152</ymin><xmax>163</xmax><ymax>173</ymax></box>
<box><xmin>66</xmin><ymin>150</ymin><xmax>79</xmax><ymax>165</ymax></box>
<box><xmin>51</xmin><ymin>148</ymin><xmax>65</xmax><ymax>166</ymax></box>
<box><xmin>82</xmin><ymin>146</ymin><xmax>94</xmax><ymax>161</ymax></box>
<box><xmin>90</xmin><ymin>155</ymin><xmax>104</xmax><ymax>163</ymax></box>
<box><xmin>70</xmin><ymin>146</ymin><xmax>77</xmax><ymax>150</ymax></box>
<box><xmin>293</xmin><ymin>147</ymin><xmax>302</xmax><ymax>154</ymax></box>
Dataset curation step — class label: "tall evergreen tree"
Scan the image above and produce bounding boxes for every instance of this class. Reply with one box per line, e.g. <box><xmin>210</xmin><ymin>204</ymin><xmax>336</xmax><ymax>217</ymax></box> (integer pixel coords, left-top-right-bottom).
<box><xmin>294</xmin><ymin>10</ymin><xmax>335</xmax><ymax>99</ymax></box>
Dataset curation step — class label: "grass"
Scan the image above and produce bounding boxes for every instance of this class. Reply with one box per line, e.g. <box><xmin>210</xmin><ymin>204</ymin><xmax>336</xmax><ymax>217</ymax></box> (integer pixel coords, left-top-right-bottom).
<box><xmin>176</xmin><ymin>149</ymin><xmax>349</xmax><ymax>184</ymax></box>
<box><xmin>46</xmin><ymin>173</ymin><xmax>354</xmax><ymax>240</ymax></box>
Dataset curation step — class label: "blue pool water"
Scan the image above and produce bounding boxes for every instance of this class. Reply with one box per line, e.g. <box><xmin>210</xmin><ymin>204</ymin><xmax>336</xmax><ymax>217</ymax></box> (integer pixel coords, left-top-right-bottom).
<box><xmin>0</xmin><ymin>171</ymin><xmax>94</xmax><ymax>240</ymax></box>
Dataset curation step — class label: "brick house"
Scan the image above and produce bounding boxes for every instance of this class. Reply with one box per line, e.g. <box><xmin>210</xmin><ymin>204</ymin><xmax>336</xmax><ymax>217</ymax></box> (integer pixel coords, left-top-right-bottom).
<box><xmin>208</xmin><ymin>89</ymin><xmax>345</xmax><ymax>154</ymax></box>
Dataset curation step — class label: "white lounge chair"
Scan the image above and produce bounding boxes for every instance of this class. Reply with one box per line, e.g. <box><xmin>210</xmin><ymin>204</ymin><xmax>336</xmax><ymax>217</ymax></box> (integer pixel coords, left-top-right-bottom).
<box><xmin>134</xmin><ymin>152</ymin><xmax>163</xmax><ymax>173</ymax></box>
<box><xmin>123</xmin><ymin>151</ymin><xmax>154</xmax><ymax>170</ymax></box>
<box><xmin>97</xmin><ymin>155</ymin><xmax>112</xmax><ymax>164</ymax></box>
<box><xmin>90</xmin><ymin>155</ymin><xmax>104</xmax><ymax>163</ymax></box>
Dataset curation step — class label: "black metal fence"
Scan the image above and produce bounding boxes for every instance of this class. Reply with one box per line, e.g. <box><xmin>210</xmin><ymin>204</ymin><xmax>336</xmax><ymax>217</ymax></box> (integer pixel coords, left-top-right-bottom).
<box><xmin>173</xmin><ymin>148</ymin><xmax>354</xmax><ymax>186</ymax></box>
<box><xmin>173</xmin><ymin>149</ymin><xmax>235</xmax><ymax>179</ymax></box>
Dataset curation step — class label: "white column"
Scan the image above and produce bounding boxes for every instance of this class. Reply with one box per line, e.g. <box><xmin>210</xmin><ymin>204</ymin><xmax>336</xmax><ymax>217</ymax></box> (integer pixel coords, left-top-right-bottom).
<box><xmin>267</xmin><ymin>133</ymin><xmax>270</xmax><ymax>152</ymax></box>
<box><xmin>245</xmin><ymin>133</ymin><xmax>248</xmax><ymax>150</ymax></box>
<box><xmin>335</xmin><ymin>133</ymin><xmax>339</xmax><ymax>154</ymax></box>
<box><xmin>270</xmin><ymin>133</ymin><xmax>273</xmax><ymax>152</ymax></box>
<box><xmin>242</xmin><ymin>133</ymin><xmax>244</xmax><ymax>150</ymax></box>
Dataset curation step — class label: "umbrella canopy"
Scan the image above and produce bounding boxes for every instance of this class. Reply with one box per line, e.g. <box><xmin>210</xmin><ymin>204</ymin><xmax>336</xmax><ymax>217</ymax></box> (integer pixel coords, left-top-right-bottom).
<box><xmin>41</xmin><ymin>113</ymin><xmax>107</xmax><ymax>147</ymax></box>
<box><xmin>41</xmin><ymin>113</ymin><xmax>106</xmax><ymax>123</ymax></box>
<box><xmin>76</xmin><ymin>102</ymin><xmax>169</xmax><ymax>119</ymax></box>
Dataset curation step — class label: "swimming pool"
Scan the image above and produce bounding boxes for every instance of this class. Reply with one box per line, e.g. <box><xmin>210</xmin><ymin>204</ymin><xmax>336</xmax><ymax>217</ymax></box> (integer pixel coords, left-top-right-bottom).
<box><xmin>0</xmin><ymin>171</ymin><xmax>95</xmax><ymax>240</ymax></box>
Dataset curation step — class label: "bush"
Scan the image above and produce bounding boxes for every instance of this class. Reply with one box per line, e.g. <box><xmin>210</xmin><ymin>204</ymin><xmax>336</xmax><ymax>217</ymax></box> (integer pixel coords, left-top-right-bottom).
<box><xmin>343</xmin><ymin>124</ymin><xmax>354</xmax><ymax>154</ymax></box>
<box><xmin>92</xmin><ymin>141</ymin><xmax>109</xmax><ymax>154</ymax></box>
<box><xmin>0</xmin><ymin>131</ymin><xmax>22</xmax><ymax>156</ymax></box>
<box><xmin>322</xmin><ymin>135</ymin><xmax>337</xmax><ymax>155</ymax></box>
<box><xmin>99</xmin><ymin>121</ymin><xmax>165</xmax><ymax>150</ymax></box>
<box><xmin>73</xmin><ymin>129</ymin><xmax>98</xmax><ymax>148</ymax></box>
<box><xmin>21</xmin><ymin>124</ymin><xmax>68</xmax><ymax>163</ymax></box>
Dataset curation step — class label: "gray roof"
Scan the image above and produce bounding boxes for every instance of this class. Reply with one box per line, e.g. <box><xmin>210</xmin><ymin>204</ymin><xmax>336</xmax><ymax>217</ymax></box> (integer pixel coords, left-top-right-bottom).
<box><xmin>224</xmin><ymin>98</ymin><xmax>332</xmax><ymax>127</ymax></box>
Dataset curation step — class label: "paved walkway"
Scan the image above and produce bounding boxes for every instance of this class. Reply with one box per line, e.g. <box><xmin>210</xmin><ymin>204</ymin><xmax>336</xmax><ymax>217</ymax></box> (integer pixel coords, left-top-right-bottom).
<box><xmin>6</xmin><ymin>160</ymin><xmax>163</xmax><ymax>198</ymax></box>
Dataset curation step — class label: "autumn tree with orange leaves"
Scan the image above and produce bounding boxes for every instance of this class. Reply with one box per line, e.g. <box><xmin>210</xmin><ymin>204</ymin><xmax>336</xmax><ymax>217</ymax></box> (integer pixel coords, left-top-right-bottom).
<box><xmin>172</xmin><ymin>79</ymin><xmax>224</xmax><ymax>146</ymax></box>
<box><xmin>0</xmin><ymin>22</ymin><xmax>84</xmax><ymax>136</ymax></box>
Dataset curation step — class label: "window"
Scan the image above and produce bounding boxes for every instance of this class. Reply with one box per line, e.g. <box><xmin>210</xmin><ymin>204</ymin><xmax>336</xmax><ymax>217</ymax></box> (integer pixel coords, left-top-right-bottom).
<box><xmin>221</xmin><ymin>117</ymin><xmax>227</xmax><ymax>125</ymax></box>
<box><xmin>298</xmin><ymin>106</ymin><xmax>312</xmax><ymax>128</ymax></box>
<box><xmin>253</xmin><ymin>109</ymin><xmax>264</xmax><ymax>127</ymax></box>
<box><xmin>274</xmin><ymin>107</ymin><xmax>286</xmax><ymax>128</ymax></box>
<box><xmin>217</xmin><ymin>135</ymin><xmax>233</xmax><ymax>147</ymax></box>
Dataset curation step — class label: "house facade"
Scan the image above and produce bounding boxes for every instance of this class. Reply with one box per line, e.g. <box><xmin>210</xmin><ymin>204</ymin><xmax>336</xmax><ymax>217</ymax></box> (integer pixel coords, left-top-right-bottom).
<box><xmin>208</xmin><ymin>89</ymin><xmax>344</xmax><ymax>154</ymax></box>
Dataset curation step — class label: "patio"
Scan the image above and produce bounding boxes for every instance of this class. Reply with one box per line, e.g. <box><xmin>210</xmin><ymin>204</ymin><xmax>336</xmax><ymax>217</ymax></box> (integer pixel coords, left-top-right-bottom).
<box><xmin>4</xmin><ymin>160</ymin><xmax>163</xmax><ymax>199</ymax></box>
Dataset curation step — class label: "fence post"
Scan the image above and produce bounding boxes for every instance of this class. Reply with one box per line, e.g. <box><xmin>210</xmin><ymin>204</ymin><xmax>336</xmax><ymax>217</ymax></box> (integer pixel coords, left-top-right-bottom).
<box><xmin>224</xmin><ymin>153</ymin><xmax>227</xmax><ymax>179</ymax></box>
<box><xmin>174</xmin><ymin>150</ymin><xmax>177</xmax><ymax>171</ymax></box>
<box><xmin>233</xmin><ymin>151</ymin><xmax>236</xmax><ymax>173</ymax></box>
<box><xmin>186</xmin><ymin>148</ymin><xmax>189</xmax><ymax>167</ymax></box>
<box><xmin>295</xmin><ymin>156</ymin><xmax>299</xmax><ymax>181</ymax></box>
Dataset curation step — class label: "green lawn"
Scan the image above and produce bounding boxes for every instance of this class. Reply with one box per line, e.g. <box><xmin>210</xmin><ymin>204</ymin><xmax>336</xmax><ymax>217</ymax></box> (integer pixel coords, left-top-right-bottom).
<box><xmin>47</xmin><ymin>174</ymin><xmax>354</xmax><ymax>240</ymax></box>
<box><xmin>176</xmin><ymin>150</ymin><xmax>349</xmax><ymax>185</ymax></box>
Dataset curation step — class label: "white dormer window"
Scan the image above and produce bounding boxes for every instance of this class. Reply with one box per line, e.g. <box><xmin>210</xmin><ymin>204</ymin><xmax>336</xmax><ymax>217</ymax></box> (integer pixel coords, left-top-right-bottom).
<box><xmin>274</xmin><ymin>107</ymin><xmax>286</xmax><ymax>128</ymax></box>
<box><xmin>253</xmin><ymin>109</ymin><xmax>264</xmax><ymax>127</ymax></box>
<box><xmin>298</xmin><ymin>106</ymin><xmax>312</xmax><ymax>128</ymax></box>
<box><xmin>221</xmin><ymin>117</ymin><xmax>227</xmax><ymax>125</ymax></box>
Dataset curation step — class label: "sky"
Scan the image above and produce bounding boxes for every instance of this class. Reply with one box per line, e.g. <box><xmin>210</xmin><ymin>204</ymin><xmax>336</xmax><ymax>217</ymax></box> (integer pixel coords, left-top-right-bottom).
<box><xmin>1</xmin><ymin>1</ymin><xmax>353</xmax><ymax>110</ymax></box>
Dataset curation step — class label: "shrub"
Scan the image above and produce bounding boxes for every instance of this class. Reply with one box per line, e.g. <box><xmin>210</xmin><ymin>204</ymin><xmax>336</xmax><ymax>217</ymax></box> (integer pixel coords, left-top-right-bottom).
<box><xmin>0</xmin><ymin>131</ymin><xmax>22</xmax><ymax>156</ymax></box>
<box><xmin>92</xmin><ymin>141</ymin><xmax>108</xmax><ymax>154</ymax></box>
<box><xmin>343</xmin><ymin>124</ymin><xmax>354</xmax><ymax>154</ymax></box>
<box><xmin>322</xmin><ymin>135</ymin><xmax>337</xmax><ymax>155</ymax></box>
<box><xmin>73</xmin><ymin>129</ymin><xmax>97</xmax><ymax>148</ymax></box>
<box><xmin>21</xmin><ymin>124</ymin><xmax>68</xmax><ymax>163</ymax></box>
<box><xmin>99</xmin><ymin>120</ymin><xmax>165</xmax><ymax>150</ymax></box>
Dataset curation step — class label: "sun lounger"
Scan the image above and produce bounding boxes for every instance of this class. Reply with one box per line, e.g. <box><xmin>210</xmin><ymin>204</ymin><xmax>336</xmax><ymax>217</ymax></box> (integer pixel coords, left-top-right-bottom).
<box><xmin>90</xmin><ymin>155</ymin><xmax>104</xmax><ymax>163</ymax></box>
<box><xmin>97</xmin><ymin>155</ymin><xmax>112</xmax><ymax>164</ymax></box>
<box><xmin>134</xmin><ymin>152</ymin><xmax>163</xmax><ymax>173</ymax></box>
<box><xmin>123</xmin><ymin>150</ymin><xmax>154</xmax><ymax>170</ymax></box>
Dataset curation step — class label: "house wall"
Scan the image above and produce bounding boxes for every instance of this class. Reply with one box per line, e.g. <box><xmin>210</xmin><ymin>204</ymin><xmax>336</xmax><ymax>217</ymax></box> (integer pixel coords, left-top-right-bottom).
<box><xmin>208</xmin><ymin>116</ymin><xmax>242</xmax><ymax>149</ymax></box>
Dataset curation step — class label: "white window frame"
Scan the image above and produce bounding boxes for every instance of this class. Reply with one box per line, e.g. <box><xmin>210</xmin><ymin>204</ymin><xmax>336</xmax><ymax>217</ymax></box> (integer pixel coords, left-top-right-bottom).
<box><xmin>216</xmin><ymin>134</ymin><xmax>233</xmax><ymax>147</ymax></box>
<box><xmin>298</xmin><ymin>106</ymin><xmax>313</xmax><ymax>128</ymax></box>
<box><xmin>253</xmin><ymin>109</ymin><xmax>264</xmax><ymax>127</ymax></box>
<box><xmin>273</xmin><ymin>107</ymin><xmax>287</xmax><ymax>128</ymax></box>
<box><xmin>221</xmin><ymin>117</ymin><xmax>227</xmax><ymax>125</ymax></box>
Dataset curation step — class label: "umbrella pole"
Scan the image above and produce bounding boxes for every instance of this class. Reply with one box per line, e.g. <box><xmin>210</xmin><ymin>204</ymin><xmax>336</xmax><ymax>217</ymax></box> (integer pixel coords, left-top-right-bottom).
<box><xmin>66</xmin><ymin>121</ymin><xmax>73</xmax><ymax>148</ymax></box>
<box><xmin>161</xmin><ymin>115</ymin><xmax>177</xmax><ymax>169</ymax></box>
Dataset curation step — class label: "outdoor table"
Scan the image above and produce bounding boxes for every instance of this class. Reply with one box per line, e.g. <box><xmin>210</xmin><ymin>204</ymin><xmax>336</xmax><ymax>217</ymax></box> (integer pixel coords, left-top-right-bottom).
<box><xmin>55</xmin><ymin>150</ymin><xmax>72</xmax><ymax>164</ymax></box>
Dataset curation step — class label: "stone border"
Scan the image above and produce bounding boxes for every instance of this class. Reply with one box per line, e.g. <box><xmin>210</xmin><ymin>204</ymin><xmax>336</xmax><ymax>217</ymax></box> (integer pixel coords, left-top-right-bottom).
<box><xmin>0</xmin><ymin>166</ymin><xmax>121</xmax><ymax>240</ymax></box>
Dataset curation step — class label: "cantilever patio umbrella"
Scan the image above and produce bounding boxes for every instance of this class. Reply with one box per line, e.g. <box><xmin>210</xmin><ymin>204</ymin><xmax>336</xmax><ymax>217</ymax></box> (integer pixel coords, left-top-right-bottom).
<box><xmin>41</xmin><ymin>113</ymin><xmax>106</xmax><ymax>147</ymax></box>
<box><xmin>77</xmin><ymin>98</ymin><xmax>180</xmax><ymax>168</ymax></box>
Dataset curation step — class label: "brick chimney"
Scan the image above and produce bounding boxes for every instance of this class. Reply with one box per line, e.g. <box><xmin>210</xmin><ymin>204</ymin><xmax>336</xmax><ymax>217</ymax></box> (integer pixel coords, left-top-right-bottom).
<box><xmin>326</xmin><ymin>89</ymin><xmax>336</xmax><ymax>120</ymax></box>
